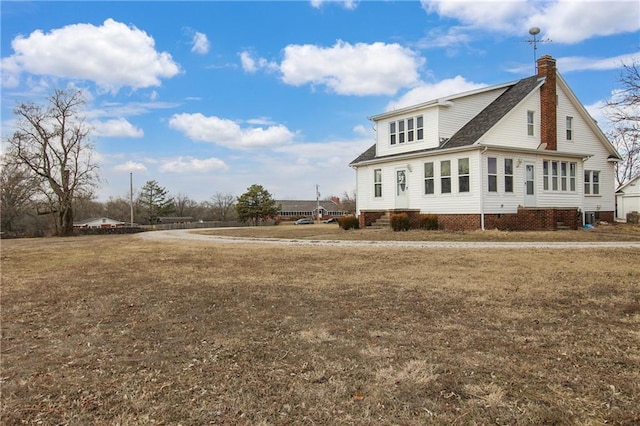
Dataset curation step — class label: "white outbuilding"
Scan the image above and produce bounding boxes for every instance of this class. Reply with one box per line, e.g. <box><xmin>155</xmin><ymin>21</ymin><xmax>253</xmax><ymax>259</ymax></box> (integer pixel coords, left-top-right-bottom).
<box><xmin>616</xmin><ymin>175</ymin><xmax>640</xmax><ymax>222</ymax></box>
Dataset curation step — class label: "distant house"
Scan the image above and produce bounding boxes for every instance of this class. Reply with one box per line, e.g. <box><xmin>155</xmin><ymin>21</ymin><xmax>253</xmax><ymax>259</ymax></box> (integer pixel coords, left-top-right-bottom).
<box><xmin>73</xmin><ymin>217</ymin><xmax>125</xmax><ymax>229</ymax></box>
<box><xmin>350</xmin><ymin>55</ymin><xmax>621</xmax><ymax>231</ymax></box>
<box><xmin>616</xmin><ymin>175</ymin><xmax>640</xmax><ymax>221</ymax></box>
<box><xmin>276</xmin><ymin>199</ymin><xmax>346</xmax><ymax>221</ymax></box>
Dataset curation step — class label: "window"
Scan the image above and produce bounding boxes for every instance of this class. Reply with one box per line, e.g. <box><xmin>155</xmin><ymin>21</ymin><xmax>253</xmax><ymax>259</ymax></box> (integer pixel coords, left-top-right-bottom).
<box><xmin>458</xmin><ymin>158</ymin><xmax>469</xmax><ymax>193</ymax></box>
<box><xmin>389</xmin><ymin>122</ymin><xmax>396</xmax><ymax>145</ymax></box>
<box><xmin>566</xmin><ymin>116</ymin><xmax>573</xmax><ymax>140</ymax></box>
<box><xmin>527</xmin><ymin>111</ymin><xmax>535</xmax><ymax>136</ymax></box>
<box><xmin>441</xmin><ymin>160</ymin><xmax>451</xmax><ymax>194</ymax></box>
<box><xmin>424</xmin><ymin>162</ymin><xmax>434</xmax><ymax>195</ymax></box>
<box><xmin>584</xmin><ymin>170</ymin><xmax>590</xmax><ymax>194</ymax></box>
<box><xmin>585</xmin><ymin>170</ymin><xmax>600</xmax><ymax>195</ymax></box>
<box><xmin>374</xmin><ymin>169</ymin><xmax>382</xmax><ymax>197</ymax></box>
<box><xmin>543</xmin><ymin>160</ymin><xmax>549</xmax><ymax>190</ymax></box>
<box><xmin>390</xmin><ymin>116</ymin><xmax>424</xmax><ymax>145</ymax></box>
<box><xmin>487</xmin><ymin>157</ymin><xmax>497</xmax><ymax>192</ymax></box>
<box><xmin>504</xmin><ymin>159</ymin><xmax>514</xmax><ymax>193</ymax></box>
<box><xmin>551</xmin><ymin>161</ymin><xmax>558</xmax><ymax>191</ymax></box>
<box><xmin>544</xmin><ymin>160</ymin><xmax>578</xmax><ymax>192</ymax></box>
<box><xmin>407</xmin><ymin>118</ymin><xmax>414</xmax><ymax>142</ymax></box>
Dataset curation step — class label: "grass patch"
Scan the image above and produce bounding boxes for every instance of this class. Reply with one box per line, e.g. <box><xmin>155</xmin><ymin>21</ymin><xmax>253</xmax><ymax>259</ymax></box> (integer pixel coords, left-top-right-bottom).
<box><xmin>1</xmin><ymin>234</ymin><xmax>639</xmax><ymax>424</ymax></box>
<box><xmin>198</xmin><ymin>221</ymin><xmax>640</xmax><ymax>242</ymax></box>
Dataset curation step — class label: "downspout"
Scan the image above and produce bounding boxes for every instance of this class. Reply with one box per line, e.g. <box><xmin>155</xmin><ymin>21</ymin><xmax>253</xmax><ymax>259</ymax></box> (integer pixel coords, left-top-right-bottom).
<box><xmin>580</xmin><ymin>155</ymin><xmax>592</xmax><ymax>226</ymax></box>
<box><xmin>480</xmin><ymin>146</ymin><xmax>488</xmax><ymax>231</ymax></box>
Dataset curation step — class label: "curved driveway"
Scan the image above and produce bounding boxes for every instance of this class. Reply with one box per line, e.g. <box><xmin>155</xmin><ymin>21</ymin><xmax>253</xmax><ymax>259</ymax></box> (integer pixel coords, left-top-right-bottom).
<box><xmin>139</xmin><ymin>228</ymin><xmax>640</xmax><ymax>249</ymax></box>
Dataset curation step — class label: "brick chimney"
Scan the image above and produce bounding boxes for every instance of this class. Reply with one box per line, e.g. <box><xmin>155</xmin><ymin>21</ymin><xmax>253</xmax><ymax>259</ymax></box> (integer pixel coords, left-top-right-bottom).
<box><xmin>538</xmin><ymin>55</ymin><xmax>557</xmax><ymax>151</ymax></box>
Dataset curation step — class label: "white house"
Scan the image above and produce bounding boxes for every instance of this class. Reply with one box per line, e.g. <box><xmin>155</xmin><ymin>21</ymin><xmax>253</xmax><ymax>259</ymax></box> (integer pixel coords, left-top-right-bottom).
<box><xmin>350</xmin><ymin>55</ymin><xmax>621</xmax><ymax>231</ymax></box>
<box><xmin>73</xmin><ymin>217</ymin><xmax>125</xmax><ymax>229</ymax></box>
<box><xmin>616</xmin><ymin>174</ymin><xmax>640</xmax><ymax>222</ymax></box>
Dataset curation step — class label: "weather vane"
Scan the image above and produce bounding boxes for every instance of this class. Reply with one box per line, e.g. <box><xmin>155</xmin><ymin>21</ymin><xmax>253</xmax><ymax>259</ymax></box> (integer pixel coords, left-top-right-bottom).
<box><xmin>527</xmin><ymin>27</ymin><xmax>552</xmax><ymax>72</ymax></box>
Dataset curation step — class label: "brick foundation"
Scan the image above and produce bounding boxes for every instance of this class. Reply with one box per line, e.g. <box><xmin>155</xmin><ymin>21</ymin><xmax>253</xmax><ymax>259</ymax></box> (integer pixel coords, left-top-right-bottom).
<box><xmin>359</xmin><ymin>207</ymin><xmax>594</xmax><ymax>231</ymax></box>
<box><xmin>359</xmin><ymin>211</ymin><xmax>385</xmax><ymax>228</ymax></box>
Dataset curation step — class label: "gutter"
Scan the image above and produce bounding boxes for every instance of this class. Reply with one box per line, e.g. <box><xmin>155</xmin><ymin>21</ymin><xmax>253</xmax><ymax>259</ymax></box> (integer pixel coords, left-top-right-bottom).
<box><xmin>480</xmin><ymin>146</ymin><xmax>488</xmax><ymax>231</ymax></box>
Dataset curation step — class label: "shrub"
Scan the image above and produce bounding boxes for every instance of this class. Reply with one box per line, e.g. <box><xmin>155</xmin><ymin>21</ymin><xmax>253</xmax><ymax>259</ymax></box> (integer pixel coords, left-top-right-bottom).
<box><xmin>419</xmin><ymin>214</ymin><xmax>438</xmax><ymax>230</ymax></box>
<box><xmin>390</xmin><ymin>213</ymin><xmax>410</xmax><ymax>231</ymax></box>
<box><xmin>339</xmin><ymin>216</ymin><xmax>359</xmax><ymax>230</ymax></box>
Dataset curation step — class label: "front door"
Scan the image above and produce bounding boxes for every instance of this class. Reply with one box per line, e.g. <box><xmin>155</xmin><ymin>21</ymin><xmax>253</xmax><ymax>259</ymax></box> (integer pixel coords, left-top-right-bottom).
<box><xmin>524</xmin><ymin>163</ymin><xmax>536</xmax><ymax>207</ymax></box>
<box><xmin>395</xmin><ymin>168</ymin><xmax>408</xmax><ymax>209</ymax></box>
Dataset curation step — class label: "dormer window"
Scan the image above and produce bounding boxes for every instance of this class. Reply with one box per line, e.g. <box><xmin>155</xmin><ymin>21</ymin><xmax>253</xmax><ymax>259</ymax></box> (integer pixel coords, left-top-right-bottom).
<box><xmin>417</xmin><ymin>116</ymin><xmax>424</xmax><ymax>140</ymax></box>
<box><xmin>389</xmin><ymin>122</ymin><xmax>396</xmax><ymax>145</ymax></box>
<box><xmin>398</xmin><ymin>120</ymin><xmax>405</xmax><ymax>143</ymax></box>
<box><xmin>407</xmin><ymin>118</ymin><xmax>414</xmax><ymax>142</ymax></box>
<box><xmin>388</xmin><ymin>115</ymin><xmax>424</xmax><ymax>146</ymax></box>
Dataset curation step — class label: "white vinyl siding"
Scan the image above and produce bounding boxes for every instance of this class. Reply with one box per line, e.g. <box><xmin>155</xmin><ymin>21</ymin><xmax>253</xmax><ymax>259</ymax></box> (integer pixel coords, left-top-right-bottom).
<box><xmin>438</xmin><ymin>87</ymin><xmax>508</xmax><ymax>140</ymax></box>
<box><xmin>478</xmin><ymin>93</ymin><xmax>541</xmax><ymax>150</ymax></box>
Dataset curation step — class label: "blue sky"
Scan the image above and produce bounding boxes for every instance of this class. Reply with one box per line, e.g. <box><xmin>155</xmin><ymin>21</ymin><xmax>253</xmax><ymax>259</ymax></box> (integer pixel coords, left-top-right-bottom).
<box><xmin>2</xmin><ymin>0</ymin><xmax>639</xmax><ymax>202</ymax></box>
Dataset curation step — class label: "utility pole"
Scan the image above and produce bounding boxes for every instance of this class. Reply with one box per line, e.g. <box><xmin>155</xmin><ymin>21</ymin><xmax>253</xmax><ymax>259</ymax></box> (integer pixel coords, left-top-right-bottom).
<box><xmin>316</xmin><ymin>184</ymin><xmax>321</xmax><ymax>224</ymax></box>
<box><xmin>130</xmin><ymin>172</ymin><xmax>134</xmax><ymax>226</ymax></box>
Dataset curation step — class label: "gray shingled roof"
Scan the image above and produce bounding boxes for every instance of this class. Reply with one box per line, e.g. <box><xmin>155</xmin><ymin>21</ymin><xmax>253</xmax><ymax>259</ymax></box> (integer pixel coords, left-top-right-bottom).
<box><xmin>350</xmin><ymin>75</ymin><xmax>542</xmax><ymax>166</ymax></box>
<box><xmin>277</xmin><ymin>200</ymin><xmax>343</xmax><ymax>212</ymax></box>
<box><xmin>442</xmin><ymin>75</ymin><xmax>541</xmax><ymax>148</ymax></box>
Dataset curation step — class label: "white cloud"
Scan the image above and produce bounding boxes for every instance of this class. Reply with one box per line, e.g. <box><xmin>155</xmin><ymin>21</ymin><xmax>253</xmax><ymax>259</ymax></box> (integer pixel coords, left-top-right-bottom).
<box><xmin>239</xmin><ymin>51</ymin><xmax>278</xmax><ymax>73</ymax></box>
<box><xmin>557</xmin><ymin>53</ymin><xmax>640</xmax><ymax>73</ymax></box>
<box><xmin>160</xmin><ymin>156</ymin><xmax>229</xmax><ymax>173</ymax></box>
<box><xmin>168</xmin><ymin>113</ymin><xmax>296</xmax><ymax>149</ymax></box>
<box><xmin>247</xmin><ymin>117</ymin><xmax>278</xmax><ymax>126</ymax></box>
<box><xmin>3</xmin><ymin>18</ymin><xmax>181</xmax><ymax>92</ymax></box>
<box><xmin>239</xmin><ymin>51</ymin><xmax>257</xmax><ymax>73</ymax></box>
<box><xmin>386</xmin><ymin>76</ymin><xmax>488</xmax><ymax>111</ymax></box>
<box><xmin>114</xmin><ymin>161</ymin><xmax>148</xmax><ymax>173</ymax></box>
<box><xmin>506</xmin><ymin>52</ymin><xmax>640</xmax><ymax>75</ymax></box>
<box><xmin>531</xmin><ymin>1</ymin><xmax>640</xmax><ymax>44</ymax></box>
<box><xmin>90</xmin><ymin>118</ymin><xmax>144</xmax><ymax>138</ymax></box>
<box><xmin>191</xmin><ymin>32</ymin><xmax>210</xmax><ymax>54</ymax></box>
<box><xmin>421</xmin><ymin>0</ymin><xmax>640</xmax><ymax>44</ymax></box>
<box><xmin>310</xmin><ymin>0</ymin><xmax>358</xmax><ymax>10</ymax></box>
<box><xmin>280</xmin><ymin>40</ymin><xmax>424</xmax><ymax>95</ymax></box>
<box><xmin>418</xmin><ymin>26</ymin><xmax>472</xmax><ymax>50</ymax></box>
<box><xmin>353</xmin><ymin>124</ymin><xmax>372</xmax><ymax>137</ymax></box>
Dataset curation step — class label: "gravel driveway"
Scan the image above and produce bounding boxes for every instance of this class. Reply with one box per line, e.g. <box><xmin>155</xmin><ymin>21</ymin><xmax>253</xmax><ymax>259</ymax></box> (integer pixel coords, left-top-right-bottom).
<box><xmin>139</xmin><ymin>228</ymin><xmax>640</xmax><ymax>249</ymax></box>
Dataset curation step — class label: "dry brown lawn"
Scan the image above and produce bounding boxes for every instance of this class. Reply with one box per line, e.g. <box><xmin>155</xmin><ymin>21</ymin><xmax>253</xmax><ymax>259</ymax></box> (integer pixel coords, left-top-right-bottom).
<box><xmin>1</xmin><ymin>229</ymin><xmax>639</xmax><ymax>425</ymax></box>
<box><xmin>198</xmin><ymin>221</ymin><xmax>640</xmax><ymax>242</ymax></box>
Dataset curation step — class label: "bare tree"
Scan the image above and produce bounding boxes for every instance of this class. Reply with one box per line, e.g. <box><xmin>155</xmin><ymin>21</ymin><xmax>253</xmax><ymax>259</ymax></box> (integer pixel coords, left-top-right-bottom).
<box><xmin>209</xmin><ymin>192</ymin><xmax>236</xmax><ymax>221</ymax></box>
<box><xmin>174</xmin><ymin>193</ymin><xmax>198</xmax><ymax>217</ymax></box>
<box><xmin>7</xmin><ymin>89</ymin><xmax>99</xmax><ymax>236</ymax></box>
<box><xmin>609</xmin><ymin>123</ymin><xmax>639</xmax><ymax>186</ymax></box>
<box><xmin>103</xmin><ymin>196</ymin><xmax>136</xmax><ymax>223</ymax></box>
<box><xmin>0</xmin><ymin>154</ymin><xmax>40</xmax><ymax>235</ymax></box>
<box><xmin>340</xmin><ymin>190</ymin><xmax>357</xmax><ymax>215</ymax></box>
<box><xmin>606</xmin><ymin>61</ymin><xmax>640</xmax><ymax>186</ymax></box>
<box><xmin>72</xmin><ymin>191</ymin><xmax>103</xmax><ymax>221</ymax></box>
